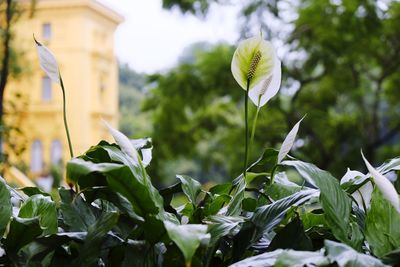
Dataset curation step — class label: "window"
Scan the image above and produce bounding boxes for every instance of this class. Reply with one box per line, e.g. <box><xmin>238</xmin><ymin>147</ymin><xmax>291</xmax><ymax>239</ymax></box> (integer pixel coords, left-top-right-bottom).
<box><xmin>42</xmin><ymin>23</ymin><xmax>51</xmax><ymax>39</ymax></box>
<box><xmin>42</xmin><ymin>76</ymin><xmax>52</xmax><ymax>101</ymax></box>
<box><xmin>50</xmin><ymin>140</ymin><xmax>62</xmax><ymax>165</ymax></box>
<box><xmin>99</xmin><ymin>75</ymin><xmax>107</xmax><ymax>102</ymax></box>
<box><xmin>31</xmin><ymin>140</ymin><xmax>43</xmax><ymax>172</ymax></box>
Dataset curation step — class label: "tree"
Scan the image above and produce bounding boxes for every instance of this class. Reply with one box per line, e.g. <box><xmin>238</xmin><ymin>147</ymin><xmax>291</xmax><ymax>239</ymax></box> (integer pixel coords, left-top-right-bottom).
<box><xmin>118</xmin><ymin>63</ymin><xmax>151</xmax><ymax>137</ymax></box>
<box><xmin>156</xmin><ymin>0</ymin><xmax>400</xmax><ymax>179</ymax></box>
<box><xmin>0</xmin><ymin>0</ymin><xmax>36</xmax><ymax>168</ymax></box>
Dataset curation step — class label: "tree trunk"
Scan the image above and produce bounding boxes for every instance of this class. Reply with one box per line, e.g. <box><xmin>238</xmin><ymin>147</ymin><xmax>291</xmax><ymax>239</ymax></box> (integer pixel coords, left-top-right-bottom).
<box><xmin>0</xmin><ymin>0</ymin><xmax>13</xmax><ymax>159</ymax></box>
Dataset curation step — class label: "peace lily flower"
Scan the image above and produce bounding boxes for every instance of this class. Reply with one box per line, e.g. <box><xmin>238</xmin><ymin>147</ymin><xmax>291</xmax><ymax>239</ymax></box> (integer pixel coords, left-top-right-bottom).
<box><xmin>231</xmin><ymin>35</ymin><xmax>277</xmax><ymax>91</ymax></box>
<box><xmin>35</xmin><ymin>37</ymin><xmax>74</xmax><ymax>162</ymax></box>
<box><xmin>231</xmin><ymin>34</ymin><xmax>279</xmax><ymax>179</ymax></box>
<box><xmin>361</xmin><ymin>151</ymin><xmax>400</xmax><ymax>213</ymax></box>
<box><xmin>34</xmin><ymin>36</ymin><xmax>60</xmax><ymax>84</ymax></box>
<box><xmin>340</xmin><ymin>169</ymin><xmax>373</xmax><ymax>211</ymax></box>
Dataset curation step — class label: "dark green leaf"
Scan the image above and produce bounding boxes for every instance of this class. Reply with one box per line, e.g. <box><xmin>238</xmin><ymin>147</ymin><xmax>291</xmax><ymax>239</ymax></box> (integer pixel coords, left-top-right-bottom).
<box><xmin>231</xmin><ymin>189</ymin><xmax>317</xmax><ymax>261</ymax></box>
<box><xmin>274</xmin><ymin>250</ymin><xmax>328</xmax><ymax>267</ymax></box>
<box><xmin>164</xmin><ymin>221</ymin><xmax>210</xmax><ymax>265</ymax></box>
<box><xmin>81</xmin><ymin>186</ymin><xmax>144</xmax><ymax>222</ymax></box>
<box><xmin>227</xmin><ymin>149</ymin><xmax>280</xmax><ymax>217</ymax></box>
<box><xmin>251</xmin><ymin>189</ymin><xmax>318</xmax><ymax>241</ymax></box>
<box><xmin>19</xmin><ymin>187</ymin><xmax>51</xmax><ymax>197</ymax></box>
<box><xmin>226</xmin><ymin>174</ymin><xmax>246</xmax><ymax>216</ymax></box>
<box><xmin>229</xmin><ymin>249</ymin><xmax>327</xmax><ymax>267</ymax></box>
<box><xmin>265</xmin><ymin>172</ymin><xmax>303</xmax><ymax>200</ymax></box>
<box><xmin>176</xmin><ymin>175</ymin><xmax>201</xmax><ymax>204</ymax></box>
<box><xmin>247</xmin><ymin>148</ymin><xmax>279</xmax><ymax>175</ymax></box>
<box><xmin>382</xmin><ymin>248</ymin><xmax>400</xmax><ymax>266</ymax></box>
<box><xmin>67</xmin><ymin>158</ymin><xmax>164</xmax><ymax>217</ymax></box>
<box><xmin>229</xmin><ymin>249</ymin><xmax>283</xmax><ymax>267</ymax></box>
<box><xmin>4</xmin><ymin>217</ymin><xmax>42</xmax><ymax>256</ymax></box>
<box><xmin>209</xmin><ymin>183</ymin><xmax>232</xmax><ymax>195</ymax></box>
<box><xmin>365</xmin><ymin>188</ymin><xmax>400</xmax><ymax>258</ymax></box>
<box><xmin>203</xmin><ymin>194</ymin><xmax>231</xmax><ymax>216</ymax></box>
<box><xmin>18</xmin><ymin>232</ymin><xmax>87</xmax><ymax>264</ymax></box>
<box><xmin>18</xmin><ymin>194</ymin><xmax>57</xmax><ymax>235</ymax></box>
<box><xmin>77</xmin><ymin>212</ymin><xmax>119</xmax><ymax>266</ymax></box>
<box><xmin>267</xmin><ymin>216</ymin><xmax>313</xmax><ymax>251</ymax></box>
<box><xmin>206</xmin><ymin>215</ymin><xmax>244</xmax><ymax>246</ymax></box>
<box><xmin>242</xmin><ymin>197</ymin><xmax>257</xmax><ymax>212</ymax></box>
<box><xmin>160</xmin><ymin>182</ymin><xmax>182</xmax><ymax>207</ymax></box>
<box><xmin>325</xmin><ymin>240</ymin><xmax>388</xmax><ymax>267</ymax></box>
<box><xmin>282</xmin><ymin>160</ymin><xmax>353</xmax><ymax>246</ymax></box>
<box><xmin>0</xmin><ymin>177</ymin><xmax>12</xmax><ymax>237</ymax></box>
<box><xmin>59</xmin><ymin>188</ymin><xmax>97</xmax><ymax>232</ymax></box>
<box><xmin>121</xmin><ymin>240</ymin><xmax>159</xmax><ymax>267</ymax></box>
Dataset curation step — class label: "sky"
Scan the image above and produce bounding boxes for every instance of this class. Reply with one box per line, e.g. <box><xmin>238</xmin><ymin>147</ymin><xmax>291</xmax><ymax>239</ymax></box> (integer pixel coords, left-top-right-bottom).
<box><xmin>98</xmin><ymin>0</ymin><xmax>239</xmax><ymax>73</ymax></box>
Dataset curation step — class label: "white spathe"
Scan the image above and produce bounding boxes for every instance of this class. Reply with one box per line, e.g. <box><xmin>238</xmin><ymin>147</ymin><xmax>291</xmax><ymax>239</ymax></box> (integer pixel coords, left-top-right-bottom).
<box><xmin>361</xmin><ymin>151</ymin><xmax>400</xmax><ymax>213</ymax></box>
<box><xmin>278</xmin><ymin>116</ymin><xmax>305</xmax><ymax>164</ymax></box>
<box><xmin>340</xmin><ymin>168</ymin><xmax>373</xmax><ymax>211</ymax></box>
<box><xmin>231</xmin><ymin>35</ymin><xmax>277</xmax><ymax>91</ymax></box>
<box><xmin>249</xmin><ymin>59</ymin><xmax>282</xmax><ymax>107</ymax></box>
<box><xmin>35</xmin><ymin>38</ymin><xmax>60</xmax><ymax>84</ymax></box>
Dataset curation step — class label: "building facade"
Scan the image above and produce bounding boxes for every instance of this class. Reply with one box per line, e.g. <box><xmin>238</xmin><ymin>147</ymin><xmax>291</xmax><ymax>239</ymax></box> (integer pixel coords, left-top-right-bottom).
<box><xmin>5</xmin><ymin>0</ymin><xmax>122</xmax><ymax>180</ymax></box>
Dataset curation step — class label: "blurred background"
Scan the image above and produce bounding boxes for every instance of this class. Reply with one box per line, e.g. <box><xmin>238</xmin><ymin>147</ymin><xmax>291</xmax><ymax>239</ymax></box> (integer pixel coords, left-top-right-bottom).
<box><xmin>1</xmin><ymin>0</ymin><xmax>399</xmax><ymax>188</ymax></box>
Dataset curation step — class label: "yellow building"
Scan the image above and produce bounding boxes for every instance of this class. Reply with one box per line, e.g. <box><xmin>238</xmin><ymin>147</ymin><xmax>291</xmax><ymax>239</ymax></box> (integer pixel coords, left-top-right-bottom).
<box><xmin>4</xmin><ymin>0</ymin><xmax>123</xmax><ymax>182</ymax></box>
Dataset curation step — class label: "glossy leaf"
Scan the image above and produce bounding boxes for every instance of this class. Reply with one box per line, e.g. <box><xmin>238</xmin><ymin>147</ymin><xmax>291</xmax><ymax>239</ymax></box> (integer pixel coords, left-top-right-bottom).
<box><xmin>176</xmin><ymin>175</ymin><xmax>201</xmax><ymax>204</ymax></box>
<box><xmin>203</xmin><ymin>194</ymin><xmax>231</xmax><ymax>216</ymax></box>
<box><xmin>77</xmin><ymin>212</ymin><xmax>119</xmax><ymax>266</ymax></box>
<box><xmin>80</xmin><ymin>186</ymin><xmax>144</xmax><ymax>222</ymax></box>
<box><xmin>274</xmin><ymin>250</ymin><xmax>328</xmax><ymax>267</ymax></box>
<box><xmin>265</xmin><ymin>172</ymin><xmax>303</xmax><ymax>200</ymax></box>
<box><xmin>267</xmin><ymin>217</ymin><xmax>313</xmax><ymax>251</ymax></box>
<box><xmin>230</xmin><ymin>249</ymin><xmax>326</xmax><ymax>267</ymax></box>
<box><xmin>229</xmin><ymin>249</ymin><xmax>283</xmax><ymax>267</ymax></box>
<box><xmin>67</xmin><ymin>157</ymin><xmax>164</xmax><ymax>217</ymax></box>
<box><xmin>251</xmin><ymin>189</ymin><xmax>318</xmax><ymax>242</ymax></box>
<box><xmin>59</xmin><ymin>188</ymin><xmax>97</xmax><ymax>232</ymax></box>
<box><xmin>365</xmin><ymin>188</ymin><xmax>400</xmax><ymax>258</ymax></box>
<box><xmin>18</xmin><ymin>187</ymin><xmax>51</xmax><ymax>197</ymax></box>
<box><xmin>4</xmin><ymin>217</ymin><xmax>42</xmax><ymax>256</ymax></box>
<box><xmin>206</xmin><ymin>215</ymin><xmax>244</xmax><ymax>246</ymax></box>
<box><xmin>0</xmin><ymin>177</ymin><xmax>12</xmax><ymax>237</ymax></box>
<box><xmin>164</xmin><ymin>221</ymin><xmax>210</xmax><ymax>265</ymax></box>
<box><xmin>282</xmin><ymin>160</ymin><xmax>353</xmax><ymax>245</ymax></box>
<box><xmin>325</xmin><ymin>240</ymin><xmax>388</xmax><ymax>267</ymax></box>
<box><xmin>103</xmin><ymin>120</ymin><xmax>140</xmax><ymax>166</ymax></box>
<box><xmin>226</xmin><ymin>175</ymin><xmax>246</xmax><ymax>216</ymax></box>
<box><xmin>18</xmin><ymin>195</ymin><xmax>57</xmax><ymax>235</ymax></box>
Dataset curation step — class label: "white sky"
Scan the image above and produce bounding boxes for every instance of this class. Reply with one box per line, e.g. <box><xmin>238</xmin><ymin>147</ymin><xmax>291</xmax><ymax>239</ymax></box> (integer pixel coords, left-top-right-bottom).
<box><xmin>98</xmin><ymin>0</ymin><xmax>239</xmax><ymax>73</ymax></box>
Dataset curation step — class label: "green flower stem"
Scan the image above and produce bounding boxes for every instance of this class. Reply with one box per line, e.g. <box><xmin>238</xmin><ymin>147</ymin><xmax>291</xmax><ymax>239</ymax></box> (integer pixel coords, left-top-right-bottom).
<box><xmin>60</xmin><ymin>75</ymin><xmax>74</xmax><ymax>158</ymax></box>
<box><xmin>243</xmin><ymin>79</ymin><xmax>250</xmax><ymax>179</ymax></box>
<box><xmin>270</xmin><ymin>164</ymin><xmax>278</xmax><ymax>184</ymax></box>
<box><xmin>249</xmin><ymin>95</ymin><xmax>262</xmax><ymax>159</ymax></box>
